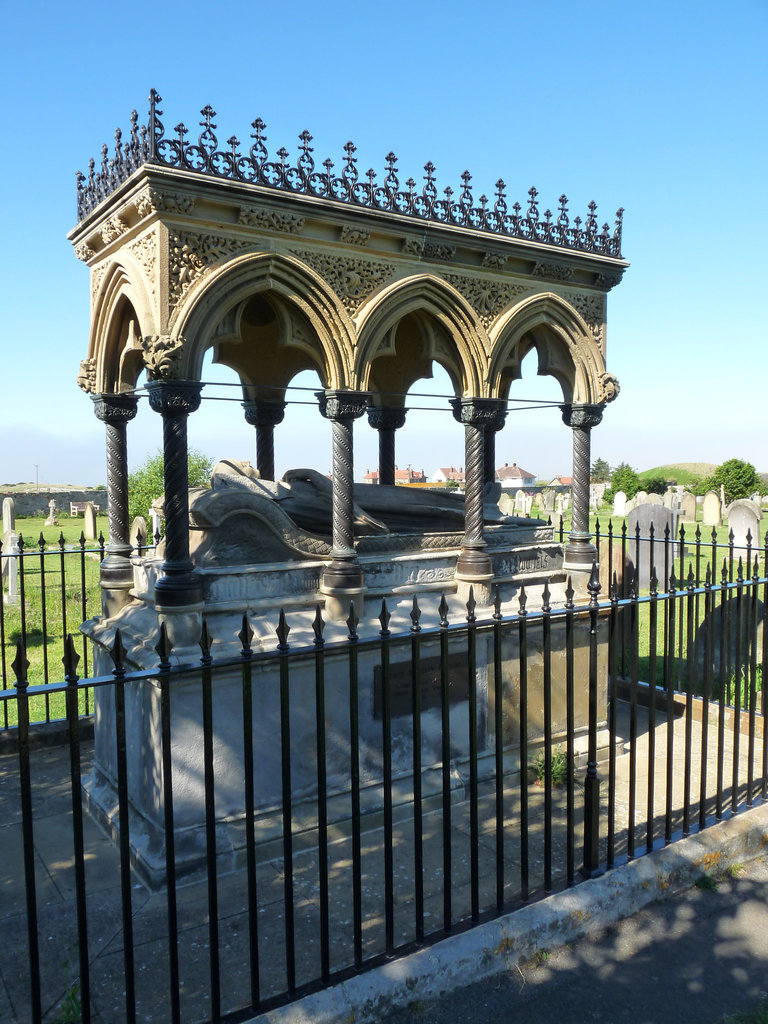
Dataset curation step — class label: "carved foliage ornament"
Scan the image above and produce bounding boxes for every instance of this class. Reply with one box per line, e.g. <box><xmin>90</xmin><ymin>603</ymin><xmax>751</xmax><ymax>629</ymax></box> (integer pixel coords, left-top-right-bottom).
<box><xmin>75</xmin><ymin>243</ymin><xmax>95</xmax><ymax>262</ymax></box>
<box><xmin>597</xmin><ymin>371</ymin><xmax>620</xmax><ymax>404</ymax></box>
<box><xmin>126</xmin><ymin>232</ymin><xmax>157</xmax><ymax>297</ymax></box>
<box><xmin>169</xmin><ymin>230</ymin><xmax>250</xmax><ymax>307</ymax></box>
<box><xmin>101</xmin><ymin>215</ymin><xmax>128</xmax><ymax>245</ymax></box>
<box><xmin>442</xmin><ymin>273</ymin><xmax>532</xmax><ymax>328</ymax></box>
<box><xmin>141</xmin><ymin>334</ymin><xmax>185</xmax><ymax>380</ymax></box>
<box><xmin>135</xmin><ymin>187</ymin><xmax>196</xmax><ymax>217</ymax></box>
<box><xmin>339</xmin><ymin>225</ymin><xmax>370</xmax><ymax>246</ymax></box>
<box><xmin>318</xmin><ymin>391</ymin><xmax>369</xmax><ymax>421</ymax></box>
<box><xmin>77</xmin><ymin>358</ymin><xmax>97</xmax><ymax>393</ymax></box>
<box><xmin>238</xmin><ymin>206</ymin><xmax>305</xmax><ymax>233</ymax></box>
<box><xmin>450</xmin><ymin>397</ymin><xmax>507</xmax><ymax>427</ymax></box>
<box><xmin>532</xmin><ymin>260</ymin><xmax>573</xmax><ymax>281</ymax></box>
<box><xmin>291</xmin><ymin>249</ymin><xmax>395</xmax><ymax>314</ymax></box>
<box><xmin>564</xmin><ymin>291</ymin><xmax>605</xmax><ymax>347</ymax></box>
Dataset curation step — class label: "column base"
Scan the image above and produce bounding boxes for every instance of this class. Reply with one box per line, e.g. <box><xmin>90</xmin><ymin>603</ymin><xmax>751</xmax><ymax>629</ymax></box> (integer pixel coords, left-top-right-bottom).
<box><xmin>156</xmin><ymin>605</ymin><xmax>205</xmax><ymax>650</ymax></box>
<box><xmin>154</xmin><ymin>569</ymin><xmax>203</xmax><ymax>609</ymax></box>
<box><xmin>320</xmin><ymin>586</ymin><xmax>367</xmax><ymax>622</ymax></box>
<box><xmin>454</xmin><ymin>576</ymin><xmax>493</xmax><ymax>607</ymax></box>
<box><xmin>100</xmin><ymin>554</ymin><xmax>136</xmax><ymax>616</ymax></box>
<box><xmin>563</xmin><ymin>533</ymin><xmax>597</xmax><ymax>572</ymax></box>
<box><xmin>321</xmin><ymin>553</ymin><xmax>366</xmax><ymax>621</ymax></box>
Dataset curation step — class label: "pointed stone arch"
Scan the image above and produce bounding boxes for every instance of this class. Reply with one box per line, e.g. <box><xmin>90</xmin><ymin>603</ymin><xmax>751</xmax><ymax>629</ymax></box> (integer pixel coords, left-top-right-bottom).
<box><xmin>168</xmin><ymin>250</ymin><xmax>355</xmax><ymax>391</ymax></box>
<box><xmin>88</xmin><ymin>259</ymin><xmax>156</xmax><ymax>393</ymax></box>
<box><xmin>488</xmin><ymin>291</ymin><xmax>608</xmax><ymax>405</ymax></box>
<box><xmin>354</xmin><ymin>274</ymin><xmax>488</xmax><ymax>399</ymax></box>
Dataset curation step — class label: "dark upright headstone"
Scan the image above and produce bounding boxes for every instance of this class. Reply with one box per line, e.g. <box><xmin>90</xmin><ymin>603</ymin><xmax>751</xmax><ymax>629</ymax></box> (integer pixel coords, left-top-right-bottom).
<box><xmin>627</xmin><ymin>504</ymin><xmax>680</xmax><ymax>589</ymax></box>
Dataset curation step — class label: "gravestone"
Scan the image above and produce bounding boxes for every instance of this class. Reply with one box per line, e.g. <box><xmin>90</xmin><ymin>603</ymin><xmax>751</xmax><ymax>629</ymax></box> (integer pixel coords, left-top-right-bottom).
<box><xmin>679</xmin><ymin>491</ymin><xmax>697</xmax><ymax>523</ymax></box>
<box><xmin>627</xmin><ymin>504</ymin><xmax>680</xmax><ymax>589</ymax></box>
<box><xmin>702</xmin><ymin>490</ymin><xmax>721</xmax><ymax>527</ymax></box>
<box><xmin>84</xmin><ymin>501</ymin><xmax>98</xmax><ymax>541</ymax></box>
<box><xmin>130</xmin><ymin>516</ymin><xmax>148</xmax><ymax>549</ymax></box>
<box><xmin>45</xmin><ymin>498</ymin><xmax>58</xmax><ymax>526</ymax></box>
<box><xmin>613</xmin><ymin>490</ymin><xmax>627</xmax><ymax>518</ymax></box>
<box><xmin>726</xmin><ymin>499</ymin><xmax>761</xmax><ymax>551</ymax></box>
<box><xmin>663</xmin><ymin>488</ymin><xmax>676</xmax><ymax>509</ymax></box>
<box><xmin>2</xmin><ymin>497</ymin><xmax>15</xmax><ymax>534</ymax></box>
<box><xmin>498</xmin><ymin>491</ymin><xmax>515</xmax><ymax>516</ymax></box>
<box><xmin>2</xmin><ymin>530</ymin><xmax>19</xmax><ymax>604</ymax></box>
<box><xmin>514</xmin><ymin>489</ymin><xmax>526</xmax><ymax>514</ymax></box>
<box><xmin>540</xmin><ymin>489</ymin><xmax>555</xmax><ymax>513</ymax></box>
<box><xmin>625</xmin><ymin>497</ymin><xmax>636</xmax><ymax>514</ymax></box>
<box><xmin>550</xmin><ymin>511</ymin><xmax>564</xmax><ymax>533</ymax></box>
<box><xmin>149</xmin><ymin>506</ymin><xmax>162</xmax><ymax>542</ymax></box>
<box><xmin>635</xmin><ymin>490</ymin><xmax>648</xmax><ymax>503</ymax></box>
<box><xmin>646</xmin><ymin>493</ymin><xmax>662</xmax><ymax>506</ymax></box>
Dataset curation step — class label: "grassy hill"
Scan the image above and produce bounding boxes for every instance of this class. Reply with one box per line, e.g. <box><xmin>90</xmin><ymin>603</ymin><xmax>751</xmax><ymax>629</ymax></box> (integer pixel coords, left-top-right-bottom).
<box><xmin>638</xmin><ymin>463</ymin><xmax>716</xmax><ymax>486</ymax></box>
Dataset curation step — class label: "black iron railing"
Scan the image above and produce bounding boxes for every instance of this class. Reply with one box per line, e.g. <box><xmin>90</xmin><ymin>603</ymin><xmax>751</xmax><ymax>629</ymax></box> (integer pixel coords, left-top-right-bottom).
<box><xmin>75</xmin><ymin>91</ymin><xmax>625</xmax><ymax>263</ymax></box>
<box><xmin>1</xmin><ymin>562</ymin><xmax>766</xmax><ymax>1023</ymax></box>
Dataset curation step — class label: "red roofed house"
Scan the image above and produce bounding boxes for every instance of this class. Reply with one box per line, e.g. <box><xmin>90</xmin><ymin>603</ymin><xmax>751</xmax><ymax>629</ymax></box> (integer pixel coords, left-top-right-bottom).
<box><xmin>363</xmin><ymin>466</ymin><xmax>427</xmax><ymax>485</ymax></box>
<box><xmin>432</xmin><ymin>466</ymin><xmax>465</xmax><ymax>484</ymax></box>
<box><xmin>496</xmin><ymin>462</ymin><xmax>536</xmax><ymax>489</ymax></box>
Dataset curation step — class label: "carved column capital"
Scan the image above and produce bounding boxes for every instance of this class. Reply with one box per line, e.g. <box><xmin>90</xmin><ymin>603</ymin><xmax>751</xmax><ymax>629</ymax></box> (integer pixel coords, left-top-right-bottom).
<box><xmin>450</xmin><ymin>396</ymin><xmax>507</xmax><ymax>429</ymax></box>
<box><xmin>146</xmin><ymin>380</ymin><xmax>203</xmax><ymax>416</ymax></box>
<box><xmin>560</xmin><ymin>403</ymin><xmax>604</xmax><ymax>431</ymax></box>
<box><xmin>317</xmin><ymin>389</ymin><xmax>369</xmax><ymax>422</ymax></box>
<box><xmin>242</xmin><ymin>399</ymin><xmax>287</xmax><ymax>428</ymax></box>
<box><xmin>92</xmin><ymin>392</ymin><xmax>139</xmax><ymax>424</ymax></box>
<box><xmin>367</xmin><ymin>406</ymin><xmax>407</xmax><ymax>432</ymax></box>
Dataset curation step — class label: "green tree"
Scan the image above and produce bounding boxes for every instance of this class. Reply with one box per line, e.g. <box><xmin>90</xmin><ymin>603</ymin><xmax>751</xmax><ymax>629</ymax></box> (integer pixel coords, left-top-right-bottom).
<box><xmin>128</xmin><ymin>449</ymin><xmax>214</xmax><ymax>532</ymax></box>
<box><xmin>703</xmin><ymin>458</ymin><xmax>765</xmax><ymax>506</ymax></box>
<box><xmin>605</xmin><ymin>462</ymin><xmax>640</xmax><ymax>503</ymax></box>
<box><xmin>644</xmin><ymin>475</ymin><xmax>667</xmax><ymax>495</ymax></box>
<box><xmin>590</xmin><ymin>457</ymin><xmax>611</xmax><ymax>483</ymax></box>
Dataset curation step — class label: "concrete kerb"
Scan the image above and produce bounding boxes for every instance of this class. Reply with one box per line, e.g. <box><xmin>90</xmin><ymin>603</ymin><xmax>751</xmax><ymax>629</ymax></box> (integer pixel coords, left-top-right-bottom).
<box><xmin>247</xmin><ymin>802</ymin><xmax>768</xmax><ymax>1024</ymax></box>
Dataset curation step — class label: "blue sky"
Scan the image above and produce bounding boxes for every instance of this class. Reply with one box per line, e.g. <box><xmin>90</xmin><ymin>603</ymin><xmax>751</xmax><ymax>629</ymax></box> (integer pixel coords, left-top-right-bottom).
<box><xmin>1</xmin><ymin>0</ymin><xmax>766</xmax><ymax>486</ymax></box>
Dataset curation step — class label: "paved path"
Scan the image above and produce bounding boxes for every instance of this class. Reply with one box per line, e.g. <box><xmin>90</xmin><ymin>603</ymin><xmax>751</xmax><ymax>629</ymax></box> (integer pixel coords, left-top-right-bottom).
<box><xmin>384</xmin><ymin>856</ymin><xmax>768</xmax><ymax>1024</ymax></box>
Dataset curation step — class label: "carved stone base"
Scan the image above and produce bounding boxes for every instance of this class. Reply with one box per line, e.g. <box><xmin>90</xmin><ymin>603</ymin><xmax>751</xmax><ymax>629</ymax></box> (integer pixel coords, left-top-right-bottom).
<box><xmin>154</xmin><ymin>570</ymin><xmax>204</xmax><ymax>608</ymax></box>
<box><xmin>456</xmin><ymin>545</ymin><xmax>493</xmax><ymax>580</ymax></box>
<box><xmin>563</xmin><ymin>533</ymin><xmax>597</xmax><ymax>573</ymax></box>
<box><xmin>455</xmin><ymin>577</ymin><xmax>493</xmax><ymax>607</ymax></box>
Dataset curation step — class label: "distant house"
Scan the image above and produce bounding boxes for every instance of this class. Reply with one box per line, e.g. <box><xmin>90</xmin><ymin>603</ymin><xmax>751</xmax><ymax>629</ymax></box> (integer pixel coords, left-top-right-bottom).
<box><xmin>363</xmin><ymin>466</ymin><xmax>427</xmax><ymax>485</ymax></box>
<box><xmin>496</xmin><ymin>462</ymin><xmax>536</xmax><ymax>489</ymax></box>
<box><xmin>549</xmin><ymin>475</ymin><xmax>573</xmax><ymax>487</ymax></box>
<box><xmin>432</xmin><ymin>466</ymin><xmax>465</xmax><ymax>484</ymax></box>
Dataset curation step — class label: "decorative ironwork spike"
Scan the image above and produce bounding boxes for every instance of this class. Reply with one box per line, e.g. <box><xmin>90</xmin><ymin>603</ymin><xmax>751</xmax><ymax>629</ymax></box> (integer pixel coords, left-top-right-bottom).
<box><xmin>11</xmin><ymin>641</ymin><xmax>29</xmax><ymax>685</ymax></box>
<box><xmin>610</xmin><ymin>570</ymin><xmax>619</xmax><ymax>603</ymax></box>
<box><xmin>711</xmin><ymin>526</ymin><xmax>718</xmax><ymax>544</ymax></box>
<box><xmin>687</xmin><ymin>564</ymin><xmax>695</xmax><ymax>589</ymax></box>
<box><xmin>59</xmin><ymin>531</ymin><xmax>66</xmax><ymax>549</ymax></box>
<box><xmin>650</xmin><ymin>566</ymin><xmax>658</xmax><ymax>594</ymax></box>
<box><xmin>312</xmin><ymin>605</ymin><xmax>325</xmax><ymax>644</ymax></box>
<box><xmin>737</xmin><ymin>557</ymin><xmax>744</xmax><ymax>582</ymax></box>
<box><xmin>721</xmin><ymin>559</ymin><xmax>728</xmax><ymax>584</ymax></box>
<box><xmin>199</xmin><ymin>620</ymin><xmax>213</xmax><ymax>661</ymax></box>
<box><xmin>110</xmin><ymin>629</ymin><xmax>127</xmax><ymax>673</ymax></box>
<box><xmin>346</xmin><ymin>602</ymin><xmax>359</xmax><ymax>640</ymax></box>
<box><xmin>629</xmin><ymin>570</ymin><xmax>638</xmax><ymax>601</ymax></box>
<box><xmin>729</xmin><ymin>528</ymin><xmax>735</xmax><ymax>546</ymax></box>
<box><xmin>649</xmin><ymin>522</ymin><xmax>655</xmax><ymax>541</ymax></box>
<box><xmin>37</xmin><ymin>532</ymin><xmax>45</xmax><ymax>549</ymax></box>
<box><xmin>79</xmin><ymin>531</ymin><xmax>86</xmax><ymax>548</ymax></box>
<box><xmin>695</xmin><ymin>524</ymin><xmax>701</xmax><ymax>542</ymax></box>
<box><xmin>493</xmin><ymin>586</ymin><xmax>502</xmax><ymax>620</ymax></box>
<box><xmin>664</xmin><ymin>523</ymin><xmax>670</xmax><ymax>541</ymax></box>
<box><xmin>155</xmin><ymin>623</ymin><xmax>173</xmax><ymax>667</ymax></box>
<box><xmin>565</xmin><ymin>577</ymin><xmax>575</xmax><ymax>609</ymax></box>
<box><xmin>438</xmin><ymin>592</ymin><xmax>449</xmax><ymax>627</ymax></box>
<box><xmin>410</xmin><ymin>596</ymin><xmax>421</xmax><ymax>632</ymax></box>
<box><xmin>518</xmin><ymin>585</ymin><xmax>528</xmax><ymax>615</ymax></box>
<box><xmin>669</xmin><ymin>569</ymin><xmax>677</xmax><ymax>591</ymax></box>
<box><xmin>466</xmin><ymin>587</ymin><xmax>476</xmax><ymax>623</ymax></box>
<box><xmin>276</xmin><ymin>609</ymin><xmax>290</xmax><ymax>650</ymax></box>
<box><xmin>754</xmin><ymin>555</ymin><xmax>760</xmax><ymax>580</ymax></box>
<box><xmin>746</xmin><ymin>528</ymin><xmax>753</xmax><ymax>546</ymax></box>
<box><xmin>239</xmin><ymin>613</ymin><xmax>254</xmax><ymax>655</ymax></box>
<box><xmin>542</xmin><ymin>580</ymin><xmax>551</xmax><ymax>613</ymax></box>
<box><xmin>705</xmin><ymin>566</ymin><xmax>711</xmax><ymax>587</ymax></box>
<box><xmin>379</xmin><ymin>598</ymin><xmax>391</xmax><ymax>636</ymax></box>
<box><xmin>588</xmin><ymin>561</ymin><xmax>601</xmax><ymax>600</ymax></box>
<box><xmin>63</xmin><ymin>634</ymin><xmax>80</xmax><ymax>680</ymax></box>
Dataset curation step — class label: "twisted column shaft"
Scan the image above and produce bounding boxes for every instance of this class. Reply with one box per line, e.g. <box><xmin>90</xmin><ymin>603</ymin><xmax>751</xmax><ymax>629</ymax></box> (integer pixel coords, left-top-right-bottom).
<box><xmin>483</xmin><ymin>406</ymin><xmax>507</xmax><ymax>486</ymax></box>
<box><xmin>147</xmin><ymin>381</ymin><xmax>203</xmax><ymax>606</ymax></box>
<box><xmin>561</xmin><ymin>403</ymin><xmax>603</xmax><ymax>569</ymax></box>
<box><xmin>92</xmin><ymin>394</ymin><xmax>138</xmax><ymax>609</ymax></box>
<box><xmin>243</xmin><ymin>400</ymin><xmax>286</xmax><ymax>481</ymax></box>
<box><xmin>367</xmin><ymin>407</ymin><xmax>407</xmax><ymax>487</ymax></box>
<box><xmin>318</xmin><ymin>390</ymin><xmax>368</xmax><ymax>593</ymax></box>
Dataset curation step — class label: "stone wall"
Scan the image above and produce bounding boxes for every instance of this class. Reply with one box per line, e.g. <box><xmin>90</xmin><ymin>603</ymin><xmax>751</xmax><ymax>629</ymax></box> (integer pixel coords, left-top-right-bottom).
<box><xmin>0</xmin><ymin>489</ymin><xmax>107</xmax><ymax>518</ymax></box>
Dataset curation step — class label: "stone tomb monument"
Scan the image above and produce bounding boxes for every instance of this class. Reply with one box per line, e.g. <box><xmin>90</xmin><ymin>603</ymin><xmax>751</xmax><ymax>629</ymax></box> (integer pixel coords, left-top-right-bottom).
<box><xmin>679</xmin><ymin>491</ymin><xmax>697</xmax><ymax>524</ymax></box>
<box><xmin>702</xmin><ymin>490</ymin><xmax>721</xmax><ymax>527</ymax></box>
<box><xmin>726</xmin><ymin>499</ymin><xmax>761</xmax><ymax>552</ymax></box>
<box><xmin>626</xmin><ymin>504</ymin><xmax>680</xmax><ymax>589</ymax></box>
<box><xmin>612</xmin><ymin>490</ymin><xmax>627</xmax><ymax>518</ymax></box>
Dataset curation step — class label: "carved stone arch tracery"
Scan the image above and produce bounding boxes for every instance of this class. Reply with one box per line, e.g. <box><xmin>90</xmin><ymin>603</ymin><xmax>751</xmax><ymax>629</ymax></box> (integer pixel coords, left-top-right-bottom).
<box><xmin>488</xmin><ymin>291</ymin><xmax>609</xmax><ymax>405</ymax></box>
<box><xmin>86</xmin><ymin>258</ymin><xmax>157</xmax><ymax>393</ymax></box>
<box><xmin>168</xmin><ymin>250</ymin><xmax>355</xmax><ymax>391</ymax></box>
<box><xmin>354</xmin><ymin>274</ymin><xmax>488</xmax><ymax>399</ymax></box>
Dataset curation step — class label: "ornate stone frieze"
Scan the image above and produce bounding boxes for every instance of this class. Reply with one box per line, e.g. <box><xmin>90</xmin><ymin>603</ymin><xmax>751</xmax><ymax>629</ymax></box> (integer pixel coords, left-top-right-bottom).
<box><xmin>168</xmin><ymin>231</ymin><xmax>250</xmax><ymax>308</ymax></box>
<box><xmin>136</xmin><ymin>188</ymin><xmax>195</xmax><ymax>218</ymax></box>
<box><xmin>482</xmin><ymin>252</ymin><xmax>507</xmax><ymax>269</ymax></box>
<box><xmin>92</xmin><ymin>393</ymin><xmax>139</xmax><ymax>423</ymax></box>
<box><xmin>291</xmin><ymin>249</ymin><xmax>395</xmax><ymax>314</ymax></box>
<box><xmin>74</xmin><ymin>243</ymin><xmax>95</xmax><ymax>262</ymax></box>
<box><xmin>317</xmin><ymin>390</ymin><xmax>369</xmax><ymax>421</ymax></box>
<box><xmin>561</xmin><ymin>403</ymin><xmax>604</xmax><ymax>430</ymax></box>
<box><xmin>442</xmin><ymin>273</ymin><xmax>531</xmax><ymax>328</ymax></box>
<box><xmin>564</xmin><ymin>290</ymin><xmax>605</xmax><ymax>347</ymax></box>
<box><xmin>126</xmin><ymin>232</ymin><xmax>157</xmax><ymax>297</ymax></box>
<box><xmin>101</xmin><ymin>215</ymin><xmax>128</xmax><ymax>245</ymax></box>
<box><xmin>91</xmin><ymin>262</ymin><xmax>109</xmax><ymax>300</ymax></box>
<box><xmin>238</xmin><ymin>206</ymin><xmax>305</xmax><ymax>233</ymax></box>
<box><xmin>424</xmin><ymin>243</ymin><xmax>455</xmax><ymax>261</ymax></box>
<box><xmin>594</xmin><ymin>269</ymin><xmax>624</xmax><ymax>290</ymax></box>
<box><xmin>339</xmin><ymin>225</ymin><xmax>370</xmax><ymax>246</ymax></box>
<box><xmin>596</xmin><ymin>371</ymin><xmax>620</xmax><ymax>404</ymax></box>
<box><xmin>141</xmin><ymin>334</ymin><xmax>186</xmax><ymax>380</ymax></box>
<box><xmin>367</xmin><ymin>407</ymin><xmax>407</xmax><ymax>431</ymax></box>
<box><xmin>146</xmin><ymin>379</ymin><xmax>203</xmax><ymax>416</ymax></box>
<box><xmin>402</xmin><ymin>237</ymin><xmax>424</xmax><ymax>256</ymax></box>
<box><xmin>532</xmin><ymin>260</ymin><xmax>573</xmax><ymax>281</ymax></box>
<box><xmin>76</xmin><ymin>357</ymin><xmax>97</xmax><ymax>393</ymax></box>
<box><xmin>449</xmin><ymin>397</ymin><xmax>507</xmax><ymax>427</ymax></box>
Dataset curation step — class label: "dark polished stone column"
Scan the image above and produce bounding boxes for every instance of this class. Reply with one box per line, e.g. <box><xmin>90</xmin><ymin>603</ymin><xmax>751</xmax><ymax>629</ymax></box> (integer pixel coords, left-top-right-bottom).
<box><xmin>450</xmin><ymin>398</ymin><xmax>507</xmax><ymax>589</ymax></box>
<box><xmin>147</xmin><ymin>380</ymin><xmax>204</xmax><ymax>607</ymax></box>
<box><xmin>92</xmin><ymin>393</ymin><xmax>138</xmax><ymax>615</ymax></box>
<box><xmin>318</xmin><ymin>390</ymin><xmax>369</xmax><ymax>612</ymax></box>
<box><xmin>242</xmin><ymin>399</ymin><xmax>286</xmax><ymax>481</ymax></box>
<box><xmin>483</xmin><ymin>405</ymin><xmax>508</xmax><ymax>486</ymax></box>
<box><xmin>561</xmin><ymin>403</ymin><xmax>604</xmax><ymax>569</ymax></box>
<box><xmin>367</xmin><ymin>407</ymin><xmax>407</xmax><ymax>486</ymax></box>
